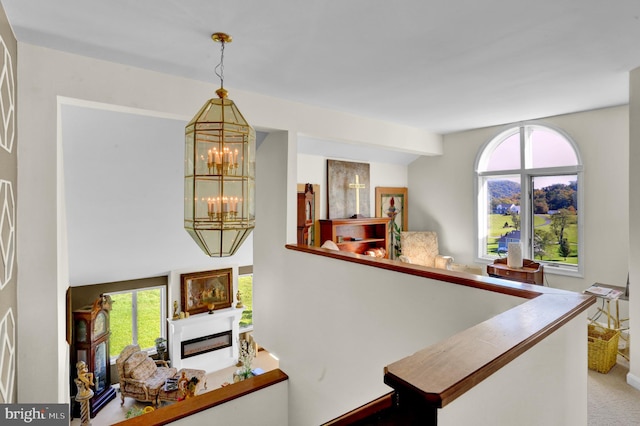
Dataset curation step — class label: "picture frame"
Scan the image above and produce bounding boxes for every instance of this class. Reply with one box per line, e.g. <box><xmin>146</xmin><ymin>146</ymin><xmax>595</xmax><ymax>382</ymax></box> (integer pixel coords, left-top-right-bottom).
<box><xmin>327</xmin><ymin>159</ymin><xmax>370</xmax><ymax>219</ymax></box>
<box><xmin>375</xmin><ymin>187</ymin><xmax>408</xmax><ymax>258</ymax></box>
<box><xmin>180</xmin><ymin>268</ymin><xmax>233</xmax><ymax>315</ymax></box>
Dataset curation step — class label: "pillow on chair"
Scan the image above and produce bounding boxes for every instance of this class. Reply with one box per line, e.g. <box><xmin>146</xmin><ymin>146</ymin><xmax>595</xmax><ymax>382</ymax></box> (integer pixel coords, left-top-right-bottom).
<box><xmin>130</xmin><ymin>358</ymin><xmax>158</xmax><ymax>380</ymax></box>
<box><xmin>118</xmin><ymin>344</ymin><xmax>141</xmax><ymax>365</ymax></box>
<box><xmin>124</xmin><ymin>351</ymin><xmax>150</xmax><ymax>377</ymax></box>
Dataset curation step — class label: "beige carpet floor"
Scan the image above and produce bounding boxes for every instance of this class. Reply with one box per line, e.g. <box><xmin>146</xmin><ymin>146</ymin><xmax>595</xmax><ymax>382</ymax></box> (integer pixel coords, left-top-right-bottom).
<box><xmin>588</xmin><ymin>356</ymin><xmax>640</xmax><ymax>426</ymax></box>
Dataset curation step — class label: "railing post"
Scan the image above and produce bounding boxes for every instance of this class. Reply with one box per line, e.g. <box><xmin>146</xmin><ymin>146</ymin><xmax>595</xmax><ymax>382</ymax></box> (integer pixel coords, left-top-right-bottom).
<box><xmin>391</xmin><ymin>389</ymin><xmax>438</xmax><ymax>425</ymax></box>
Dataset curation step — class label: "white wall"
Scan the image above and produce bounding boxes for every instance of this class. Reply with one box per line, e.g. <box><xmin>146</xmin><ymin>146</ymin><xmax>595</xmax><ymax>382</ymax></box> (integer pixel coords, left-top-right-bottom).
<box><xmin>628</xmin><ymin>67</ymin><xmax>640</xmax><ymax>390</ymax></box>
<box><xmin>60</xmin><ymin>103</ymin><xmax>254</xmax><ymax>285</ymax></box>
<box><xmin>256</xmin><ymin>245</ymin><xmax>587</xmax><ymax>425</ymax></box>
<box><xmin>250</xmin><ymin>97</ymin><xmax>591</xmax><ymax>423</ymax></box>
<box><xmin>172</xmin><ymin>381</ymin><xmax>288</xmax><ymax>426</ymax></box>
<box><xmin>408</xmin><ymin>106</ymin><xmax>630</xmax><ymax>294</ymax></box>
<box><xmin>15</xmin><ymin>43</ymin><xmax>439</xmax><ymax>403</ymax></box>
<box><xmin>259</xmin><ymin>134</ymin><xmax>529</xmax><ymax>423</ymax></box>
<box><xmin>438</xmin><ymin>314</ymin><xmax>587</xmax><ymax>426</ymax></box>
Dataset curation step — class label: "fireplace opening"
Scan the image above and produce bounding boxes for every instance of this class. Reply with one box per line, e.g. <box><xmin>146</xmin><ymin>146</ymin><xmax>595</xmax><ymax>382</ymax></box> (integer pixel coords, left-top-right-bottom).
<box><xmin>181</xmin><ymin>330</ymin><xmax>233</xmax><ymax>359</ymax></box>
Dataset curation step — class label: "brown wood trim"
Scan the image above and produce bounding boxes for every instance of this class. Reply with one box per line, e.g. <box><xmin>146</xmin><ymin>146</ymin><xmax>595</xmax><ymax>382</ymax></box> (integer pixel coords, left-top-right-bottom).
<box><xmin>112</xmin><ymin>369</ymin><xmax>288</xmax><ymax>426</ymax></box>
<box><xmin>286</xmin><ymin>244</ymin><xmax>595</xmax><ymax>409</ymax></box>
<box><xmin>287</xmin><ymin>243</ymin><xmax>559</xmax><ymax>299</ymax></box>
<box><xmin>384</xmin><ymin>293</ymin><xmax>593</xmax><ymax>407</ymax></box>
<box><xmin>322</xmin><ymin>391</ymin><xmax>395</xmax><ymax>425</ymax></box>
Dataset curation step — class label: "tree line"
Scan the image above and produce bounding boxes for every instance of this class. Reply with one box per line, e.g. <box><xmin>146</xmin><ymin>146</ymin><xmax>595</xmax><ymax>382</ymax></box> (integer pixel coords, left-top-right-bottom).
<box><xmin>489</xmin><ymin>180</ymin><xmax>577</xmax><ymax>213</ymax></box>
<box><xmin>490</xmin><ymin>180</ymin><xmax>578</xmax><ymax>260</ymax></box>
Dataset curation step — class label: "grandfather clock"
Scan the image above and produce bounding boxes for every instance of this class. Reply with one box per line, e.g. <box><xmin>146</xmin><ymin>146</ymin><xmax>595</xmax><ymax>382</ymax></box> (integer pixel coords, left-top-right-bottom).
<box><xmin>72</xmin><ymin>295</ymin><xmax>117</xmax><ymax>417</ymax></box>
<box><xmin>297</xmin><ymin>183</ymin><xmax>314</xmax><ymax>245</ymax></box>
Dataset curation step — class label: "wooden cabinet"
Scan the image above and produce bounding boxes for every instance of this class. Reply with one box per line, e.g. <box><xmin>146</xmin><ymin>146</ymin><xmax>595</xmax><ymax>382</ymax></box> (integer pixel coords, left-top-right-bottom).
<box><xmin>72</xmin><ymin>297</ymin><xmax>117</xmax><ymax>417</ymax></box>
<box><xmin>297</xmin><ymin>183</ymin><xmax>314</xmax><ymax>245</ymax></box>
<box><xmin>487</xmin><ymin>258</ymin><xmax>544</xmax><ymax>285</ymax></box>
<box><xmin>320</xmin><ymin>217</ymin><xmax>391</xmax><ymax>257</ymax></box>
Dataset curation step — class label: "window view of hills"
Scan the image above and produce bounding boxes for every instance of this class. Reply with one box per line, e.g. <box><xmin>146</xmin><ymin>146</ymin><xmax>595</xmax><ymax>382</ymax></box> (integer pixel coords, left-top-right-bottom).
<box><xmin>488</xmin><ymin>179</ymin><xmax>577</xmax><ymax>213</ymax></box>
<box><xmin>487</xmin><ymin>179</ymin><xmax>578</xmax><ymax>264</ymax></box>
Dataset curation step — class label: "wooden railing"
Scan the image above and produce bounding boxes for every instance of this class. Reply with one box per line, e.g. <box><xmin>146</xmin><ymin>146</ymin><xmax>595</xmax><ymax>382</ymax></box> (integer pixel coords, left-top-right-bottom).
<box><xmin>322</xmin><ymin>392</ymin><xmax>395</xmax><ymax>425</ymax></box>
<box><xmin>287</xmin><ymin>244</ymin><xmax>595</xmax><ymax>424</ymax></box>
<box><xmin>112</xmin><ymin>369</ymin><xmax>288</xmax><ymax>426</ymax></box>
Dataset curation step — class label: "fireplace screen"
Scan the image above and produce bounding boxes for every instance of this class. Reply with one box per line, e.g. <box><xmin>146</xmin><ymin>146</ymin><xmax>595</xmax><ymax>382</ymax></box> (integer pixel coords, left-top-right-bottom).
<box><xmin>181</xmin><ymin>330</ymin><xmax>232</xmax><ymax>359</ymax></box>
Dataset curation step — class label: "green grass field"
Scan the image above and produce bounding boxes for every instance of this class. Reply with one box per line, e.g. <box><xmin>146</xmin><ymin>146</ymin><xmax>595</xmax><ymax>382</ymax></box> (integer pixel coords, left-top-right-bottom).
<box><xmin>488</xmin><ymin>213</ymin><xmax>578</xmax><ymax>264</ymax></box>
<box><xmin>109</xmin><ymin>289</ymin><xmax>161</xmax><ymax>358</ymax></box>
<box><xmin>238</xmin><ymin>275</ymin><xmax>253</xmax><ymax>328</ymax></box>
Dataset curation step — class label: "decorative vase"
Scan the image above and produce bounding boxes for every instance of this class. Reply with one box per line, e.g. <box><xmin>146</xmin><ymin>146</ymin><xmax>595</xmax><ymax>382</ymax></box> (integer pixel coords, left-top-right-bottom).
<box><xmin>507</xmin><ymin>242</ymin><xmax>523</xmax><ymax>268</ymax></box>
<box><xmin>207</xmin><ymin>302</ymin><xmax>215</xmax><ymax>314</ymax></box>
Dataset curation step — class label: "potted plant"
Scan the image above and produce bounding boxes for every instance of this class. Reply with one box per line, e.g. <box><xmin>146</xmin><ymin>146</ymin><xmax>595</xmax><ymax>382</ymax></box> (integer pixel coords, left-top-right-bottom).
<box><xmin>233</xmin><ymin>337</ymin><xmax>256</xmax><ymax>382</ymax></box>
<box><xmin>154</xmin><ymin>337</ymin><xmax>167</xmax><ymax>361</ymax></box>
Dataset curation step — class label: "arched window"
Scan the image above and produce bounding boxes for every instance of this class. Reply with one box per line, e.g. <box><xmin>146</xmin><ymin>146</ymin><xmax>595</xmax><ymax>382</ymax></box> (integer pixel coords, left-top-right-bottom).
<box><xmin>475</xmin><ymin>124</ymin><xmax>583</xmax><ymax>276</ymax></box>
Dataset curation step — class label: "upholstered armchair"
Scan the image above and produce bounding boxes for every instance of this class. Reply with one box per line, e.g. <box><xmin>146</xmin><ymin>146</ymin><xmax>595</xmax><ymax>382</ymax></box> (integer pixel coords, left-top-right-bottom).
<box><xmin>398</xmin><ymin>231</ymin><xmax>454</xmax><ymax>270</ymax></box>
<box><xmin>116</xmin><ymin>344</ymin><xmax>177</xmax><ymax>406</ymax></box>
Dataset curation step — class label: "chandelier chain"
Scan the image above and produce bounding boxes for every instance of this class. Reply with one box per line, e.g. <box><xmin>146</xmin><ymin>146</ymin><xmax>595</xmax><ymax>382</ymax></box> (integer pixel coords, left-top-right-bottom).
<box><xmin>215</xmin><ymin>40</ymin><xmax>226</xmax><ymax>88</ymax></box>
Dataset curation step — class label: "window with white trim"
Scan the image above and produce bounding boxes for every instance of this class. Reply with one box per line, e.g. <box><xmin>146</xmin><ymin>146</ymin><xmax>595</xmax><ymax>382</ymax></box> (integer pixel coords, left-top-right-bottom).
<box><xmin>107</xmin><ymin>286</ymin><xmax>166</xmax><ymax>359</ymax></box>
<box><xmin>476</xmin><ymin>124</ymin><xmax>583</xmax><ymax>276</ymax></box>
<box><xmin>238</xmin><ymin>265</ymin><xmax>253</xmax><ymax>330</ymax></box>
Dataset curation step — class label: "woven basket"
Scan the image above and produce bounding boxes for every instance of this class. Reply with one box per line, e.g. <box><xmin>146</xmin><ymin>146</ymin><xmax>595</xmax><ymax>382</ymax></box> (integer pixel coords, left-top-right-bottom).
<box><xmin>587</xmin><ymin>324</ymin><xmax>620</xmax><ymax>373</ymax></box>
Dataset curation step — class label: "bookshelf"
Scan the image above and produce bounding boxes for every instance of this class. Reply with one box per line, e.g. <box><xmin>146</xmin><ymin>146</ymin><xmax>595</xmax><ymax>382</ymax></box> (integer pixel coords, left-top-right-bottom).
<box><xmin>319</xmin><ymin>217</ymin><xmax>391</xmax><ymax>257</ymax></box>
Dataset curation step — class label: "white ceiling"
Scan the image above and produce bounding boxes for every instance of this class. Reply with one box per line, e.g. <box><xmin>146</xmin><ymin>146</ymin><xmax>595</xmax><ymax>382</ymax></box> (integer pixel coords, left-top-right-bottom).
<box><xmin>3</xmin><ymin>0</ymin><xmax>640</xmax><ymax>135</ymax></box>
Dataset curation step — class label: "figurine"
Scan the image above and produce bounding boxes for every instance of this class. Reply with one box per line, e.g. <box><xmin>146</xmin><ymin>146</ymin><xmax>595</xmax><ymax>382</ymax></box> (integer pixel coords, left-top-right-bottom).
<box><xmin>236</xmin><ymin>290</ymin><xmax>244</xmax><ymax>309</ymax></box>
<box><xmin>173</xmin><ymin>300</ymin><xmax>179</xmax><ymax>319</ymax></box>
<box><xmin>177</xmin><ymin>371</ymin><xmax>199</xmax><ymax>399</ymax></box>
<box><xmin>74</xmin><ymin>360</ymin><xmax>94</xmax><ymax>399</ymax></box>
<box><xmin>74</xmin><ymin>360</ymin><xmax>95</xmax><ymax>425</ymax></box>
<box><xmin>92</xmin><ymin>294</ymin><xmax>113</xmax><ymax>312</ymax></box>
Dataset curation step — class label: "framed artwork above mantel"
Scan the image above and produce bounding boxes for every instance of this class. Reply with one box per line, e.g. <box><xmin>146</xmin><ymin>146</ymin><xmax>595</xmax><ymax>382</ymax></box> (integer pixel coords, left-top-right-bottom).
<box><xmin>180</xmin><ymin>268</ymin><xmax>232</xmax><ymax>315</ymax></box>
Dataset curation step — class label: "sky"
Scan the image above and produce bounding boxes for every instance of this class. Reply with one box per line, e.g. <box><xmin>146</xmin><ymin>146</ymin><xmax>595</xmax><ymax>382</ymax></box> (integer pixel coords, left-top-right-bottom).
<box><xmin>484</xmin><ymin>128</ymin><xmax>578</xmax><ymax>188</ymax></box>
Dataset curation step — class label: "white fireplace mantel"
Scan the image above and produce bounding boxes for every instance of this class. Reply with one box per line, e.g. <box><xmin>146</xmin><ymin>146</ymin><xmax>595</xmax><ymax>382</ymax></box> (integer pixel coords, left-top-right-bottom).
<box><xmin>167</xmin><ymin>307</ymin><xmax>244</xmax><ymax>373</ymax></box>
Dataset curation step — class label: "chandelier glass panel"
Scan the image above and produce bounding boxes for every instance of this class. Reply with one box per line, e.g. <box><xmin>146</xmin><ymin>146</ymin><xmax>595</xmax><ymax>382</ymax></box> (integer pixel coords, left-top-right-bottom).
<box><xmin>184</xmin><ymin>33</ymin><xmax>255</xmax><ymax>257</ymax></box>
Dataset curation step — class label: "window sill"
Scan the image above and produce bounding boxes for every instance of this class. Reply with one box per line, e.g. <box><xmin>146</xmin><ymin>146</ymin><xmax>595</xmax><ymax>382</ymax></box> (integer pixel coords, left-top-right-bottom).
<box><xmin>541</xmin><ymin>263</ymin><xmax>582</xmax><ymax>278</ymax></box>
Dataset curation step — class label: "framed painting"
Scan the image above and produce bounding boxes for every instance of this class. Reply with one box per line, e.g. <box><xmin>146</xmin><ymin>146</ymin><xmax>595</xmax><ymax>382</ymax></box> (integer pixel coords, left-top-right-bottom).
<box><xmin>375</xmin><ymin>187</ymin><xmax>408</xmax><ymax>259</ymax></box>
<box><xmin>327</xmin><ymin>159</ymin><xmax>370</xmax><ymax>219</ymax></box>
<box><xmin>181</xmin><ymin>268</ymin><xmax>233</xmax><ymax>315</ymax></box>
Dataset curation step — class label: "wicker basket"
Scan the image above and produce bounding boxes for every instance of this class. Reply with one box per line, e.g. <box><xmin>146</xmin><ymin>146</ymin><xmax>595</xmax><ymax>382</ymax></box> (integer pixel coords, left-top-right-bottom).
<box><xmin>587</xmin><ymin>324</ymin><xmax>620</xmax><ymax>373</ymax></box>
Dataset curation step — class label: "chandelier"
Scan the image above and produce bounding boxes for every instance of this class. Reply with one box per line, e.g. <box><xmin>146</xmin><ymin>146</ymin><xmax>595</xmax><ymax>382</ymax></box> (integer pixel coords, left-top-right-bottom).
<box><xmin>184</xmin><ymin>32</ymin><xmax>255</xmax><ymax>257</ymax></box>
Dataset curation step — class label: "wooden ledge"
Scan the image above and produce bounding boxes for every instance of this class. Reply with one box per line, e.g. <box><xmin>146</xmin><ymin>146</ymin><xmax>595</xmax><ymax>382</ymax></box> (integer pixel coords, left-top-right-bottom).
<box><xmin>322</xmin><ymin>391</ymin><xmax>395</xmax><ymax>425</ymax></box>
<box><xmin>113</xmin><ymin>369</ymin><xmax>288</xmax><ymax>426</ymax></box>
<box><xmin>384</xmin><ymin>293</ymin><xmax>593</xmax><ymax>407</ymax></box>
<box><xmin>286</xmin><ymin>244</ymin><xmax>595</xmax><ymax>409</ymax></box>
